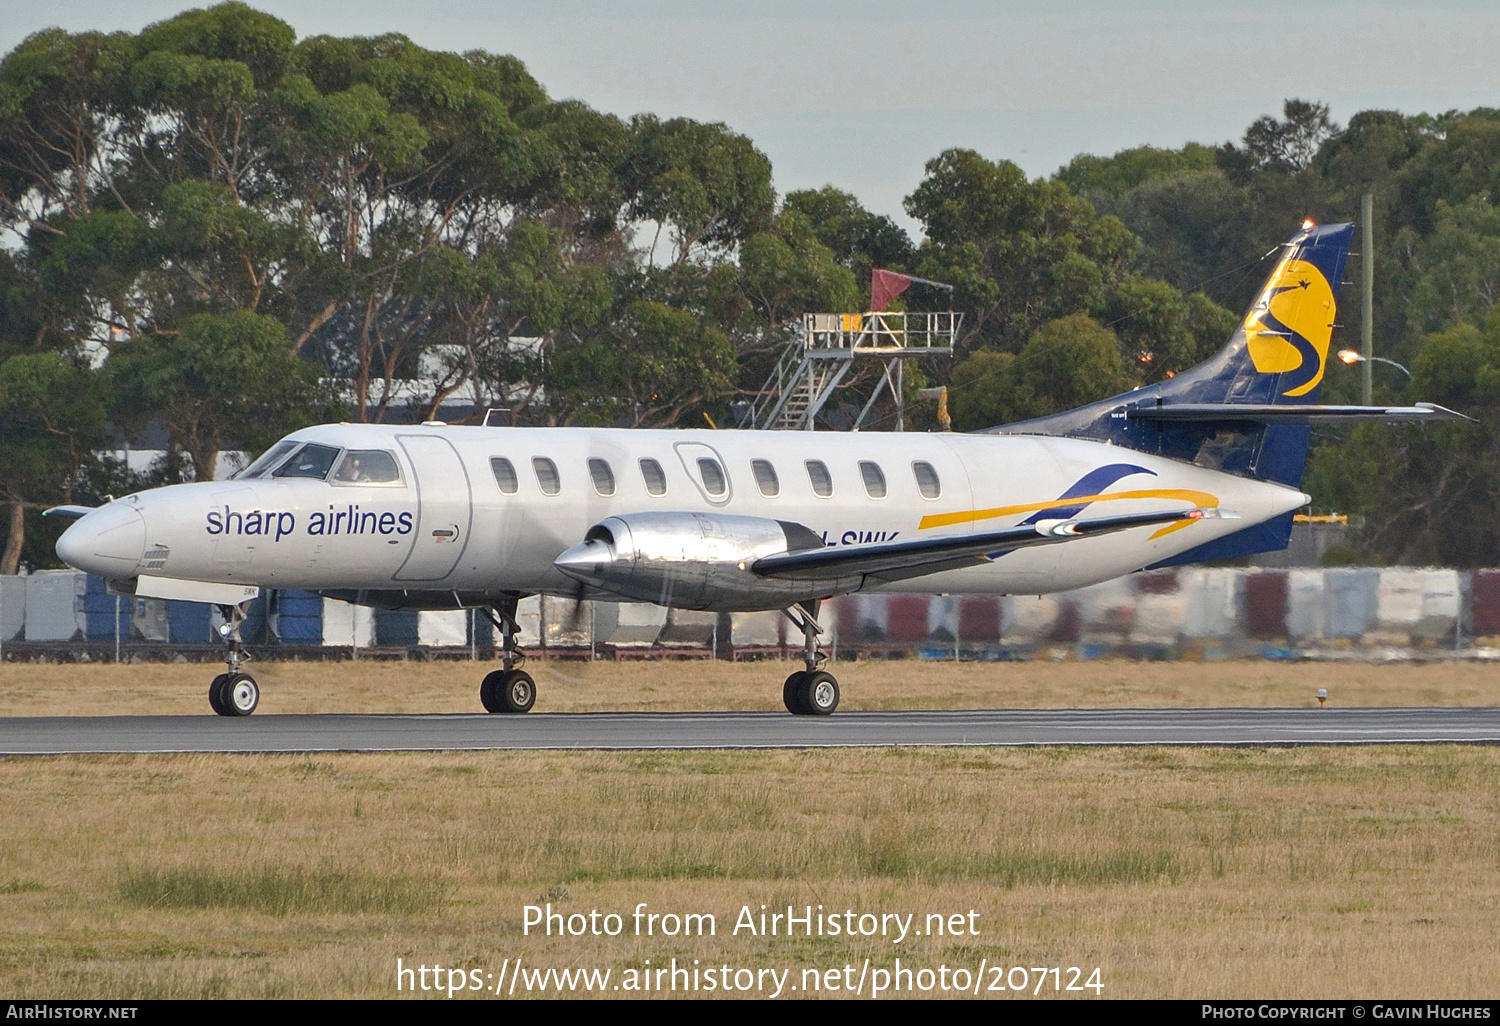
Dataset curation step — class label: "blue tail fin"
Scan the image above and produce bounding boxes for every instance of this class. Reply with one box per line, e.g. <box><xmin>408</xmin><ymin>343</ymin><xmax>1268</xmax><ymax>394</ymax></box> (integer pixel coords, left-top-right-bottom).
<box><xmin>987</xmin><ymin>221</ymin><xmax>1356</xmax><ymax>488</ymax></box>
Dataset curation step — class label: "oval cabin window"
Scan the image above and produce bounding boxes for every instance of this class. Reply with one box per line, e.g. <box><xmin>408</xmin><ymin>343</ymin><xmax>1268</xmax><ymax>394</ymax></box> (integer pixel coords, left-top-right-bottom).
<box><xmin>532</xmin><ymin>457</ymin><xmax>561</xmax><ymax>496</ymax></box>
<box><xmin>639</xmin><ymin>458</ymin><xmax>667</xmax><ymax>496</ymax></box>
<box><xmin>912</xmin><ymin>461</ymin><xmax>941</xmax><ymax>499</ymax></box>
<box><xmin>697</xmin><ymin>457</ymin><xmax>727</xmax><ymax>497</ymax></box>
<box><xmin>805</xmin><ymin>460</ymin><xmax>833</xmax><ymax>498</ymax></box>
<box><xmin>491</xmin><ymin>457</ymin><xmax>518</xmax><ymax>495</ymax></box>
<box><xmin>859</xmin><ymin>461</ymin><xmax>887</xmax><ymax>499</ymax></box>
<box><xmin>588</xmin><ymin>457</ymin><xmax>615</xmax><ymax>496</ymax></box>
<box><xmin>751</xmin><ymin>459</ymin><xmax>779</xmax><ymax>497</ymax></box>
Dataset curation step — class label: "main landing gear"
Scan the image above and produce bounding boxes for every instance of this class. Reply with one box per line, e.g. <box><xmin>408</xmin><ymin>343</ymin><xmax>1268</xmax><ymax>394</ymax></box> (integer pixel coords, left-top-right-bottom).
<box><xmin>208</xmin><ymin>601</ymin><xmax>259</xmax><ymax>716</ymax></box>
<box><xmin>782</xmin><ymin>600</ymin><xmax>839</xmax><ymax>716</ymax></box>
<box><xmin>479</xmin><ymin>596</ymin><xmax>536</xmax><ymax>714</ymax></box>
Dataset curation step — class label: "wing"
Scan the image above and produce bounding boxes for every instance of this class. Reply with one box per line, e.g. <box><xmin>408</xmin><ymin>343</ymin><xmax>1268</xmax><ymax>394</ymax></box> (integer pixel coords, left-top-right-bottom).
<box><xmin>751</xmin><ymin>507</ymin><xmax>1223</xmax><ymax>586</ymax></box>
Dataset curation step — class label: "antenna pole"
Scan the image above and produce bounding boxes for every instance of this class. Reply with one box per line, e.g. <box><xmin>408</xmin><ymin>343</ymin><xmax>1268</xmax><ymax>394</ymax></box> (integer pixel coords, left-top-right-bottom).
<box><xmin>1362</xmin><ymin>192</ymin><xmax>1374</xmax><ymax>406</ymax></box>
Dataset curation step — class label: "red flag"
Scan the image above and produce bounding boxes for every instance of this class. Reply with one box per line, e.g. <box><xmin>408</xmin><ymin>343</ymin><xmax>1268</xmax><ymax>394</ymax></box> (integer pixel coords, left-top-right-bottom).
<box><xmin>871</xmin><ymin>269</ymin><xmax>914</xmax><ymax>311</ymax></box>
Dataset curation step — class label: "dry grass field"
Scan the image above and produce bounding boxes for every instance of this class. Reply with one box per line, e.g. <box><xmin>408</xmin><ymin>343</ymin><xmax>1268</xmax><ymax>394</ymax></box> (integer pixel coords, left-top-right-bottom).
<box><xmin>0</xmin><ymin>745</ymin><xmax>1497</xmax><ymax>999</ymax></box>
<box><xmin>0</xmin><ymin>659</ymin><xmax>1498</xmax><ymax>999</ymax></box>
<box><xmin>1</xmin><ymin>655</ymin><xmax>1498</xmax><ymax>715</ymax></box>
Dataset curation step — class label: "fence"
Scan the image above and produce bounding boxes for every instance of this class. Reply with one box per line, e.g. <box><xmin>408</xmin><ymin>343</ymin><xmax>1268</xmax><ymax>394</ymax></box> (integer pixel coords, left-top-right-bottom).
<box><xmin>1</xmin><ymin>567</ymin><xmax>1496</xmax><ymax>662</ymax></box>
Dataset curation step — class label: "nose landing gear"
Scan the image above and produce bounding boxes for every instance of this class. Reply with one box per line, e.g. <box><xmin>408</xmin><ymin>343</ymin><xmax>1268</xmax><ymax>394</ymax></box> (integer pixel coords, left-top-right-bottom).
<box><xmin>782</xmin><ymin>600</ymin><xmax>839</xmax><ymax>716</ymax></box>
<box><xmin>480</xmin><ymin>596</ymin><xmax>535</xmax><ymax>714</ymax></box>
<box><xmin>209</xmin><ymin>601</ymin><xmax>259</xmax><ymax>716</ymax></box>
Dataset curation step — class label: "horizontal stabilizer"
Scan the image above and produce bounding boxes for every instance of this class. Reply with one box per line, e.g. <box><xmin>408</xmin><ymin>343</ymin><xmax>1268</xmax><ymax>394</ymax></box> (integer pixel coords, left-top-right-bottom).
<box><xmin>1125</xmin><ymin>402</ymin><xmax>1471</xmax><ymax>425</ymax></box>
<box><xmin>753</xmin><ymin>506</ymin><xmax>1223</xmax><ymax>585</ymax></box>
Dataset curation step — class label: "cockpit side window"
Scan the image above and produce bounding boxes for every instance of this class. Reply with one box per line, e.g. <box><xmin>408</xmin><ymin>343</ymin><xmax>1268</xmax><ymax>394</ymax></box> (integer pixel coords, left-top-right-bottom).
<box><xmin>234</xmin><ymin>440</ymin><xmax>298</xmax><ymax>480</ymax></box>
<box><xmin>272</xmin><ymin>443</ymin><xmax>342</xmax><ymax>480</ymax></box>
<box><xmin>331</xmin><ymin>449</ymin><xmax>403</xmax><ymax>486</ymax></box>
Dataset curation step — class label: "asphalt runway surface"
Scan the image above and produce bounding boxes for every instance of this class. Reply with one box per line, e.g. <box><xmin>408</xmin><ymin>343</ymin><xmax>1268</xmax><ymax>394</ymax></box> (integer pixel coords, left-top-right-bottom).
<box><xmin>0</xmin><ymin>707</ymin><xmax>1498</xmax><ymax>754</ymax></box>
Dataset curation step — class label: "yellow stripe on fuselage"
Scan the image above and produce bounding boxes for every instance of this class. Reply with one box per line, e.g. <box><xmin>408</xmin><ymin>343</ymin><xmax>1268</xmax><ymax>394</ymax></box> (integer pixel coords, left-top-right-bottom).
<box><xmin>918</xmin><ymin>488</ymin><xmax>1221</xmax><ymax>539</ymax></box>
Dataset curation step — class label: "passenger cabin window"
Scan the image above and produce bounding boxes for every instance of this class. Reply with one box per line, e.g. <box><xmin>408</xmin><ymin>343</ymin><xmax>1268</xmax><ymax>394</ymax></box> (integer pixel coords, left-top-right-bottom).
<box><xmin>332</xmin><ymin>450</ymin><xmax>402</xmax><ymax>485</ymax></box>
<box><xmin>697</xmin><ymin>457</ymin><xmax>727</xmax><ymax>497</ymax></box>
<box><xmin>491</xmin><ymin>457</ymin><xmax>518</xmax><ymax>494</ymax></box>
<box><xmin>588</xmin><ymin>457</ymin><xmax>616</xmax><ymax>496</ymax></box>
<box><xmin>533</xmin><ymin>457</ymin><xmax>561</xmax><ymax>496</ymax></box>
<box><xmin>273</xmin><ymin>443</ymin><xmax>341</xmax><ymax>480</ymax></box>
<box><xmin>751</xmin><ymin>459</ymin><xmax>779</xmax><ymax>497</ymax></box>
<box><xmin>912</xmin><ymin>461</ymin><xmax>941</xmax><ymax>499</ymax></box>
<box><xmin>805</xmin><ymin>460</ymin><xmax>833</xmax><ymax>498</ymax></box>
<box><xmin>236</xmin><ymin>440</ymin><xmax>298</xmax><ymax>479</ymax></box>
<box><xmin>640</xmin><ymin>458</ymin><xmax>667</xmax><ymax>496</ymax></box>
<box><xmin>859</xmin><ymin>461</ymin><xmax>887</xmax><ymax>499</ymax></box>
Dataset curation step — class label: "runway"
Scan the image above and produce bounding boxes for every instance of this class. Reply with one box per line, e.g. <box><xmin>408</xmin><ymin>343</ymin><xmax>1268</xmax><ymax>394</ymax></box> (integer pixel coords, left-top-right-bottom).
<box><xmin>0</xmin><ymin>707</ymin><xmax>1498</xmax><ymax>754</ymax></box>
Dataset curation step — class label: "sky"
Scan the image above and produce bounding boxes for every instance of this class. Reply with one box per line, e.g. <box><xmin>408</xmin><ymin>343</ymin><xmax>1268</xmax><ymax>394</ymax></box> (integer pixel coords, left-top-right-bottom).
<box><xmin>4</xmin><ymin>1</ymin><xmax>1500</xmax><ymax>234</ymax></box>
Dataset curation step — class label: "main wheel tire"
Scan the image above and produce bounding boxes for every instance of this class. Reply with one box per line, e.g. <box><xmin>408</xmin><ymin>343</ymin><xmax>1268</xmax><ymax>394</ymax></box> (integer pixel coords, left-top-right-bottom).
<box><xmin>798</xmin><ymin>670</ymin><xmax>839</xmax><ymax>716</ymax></box>
<box><xmin>782</xmin><ymin>671</ymin><xmax>809</xmax><ymax>715</ymax></box>
<box><xmin>208</xmin><ymin>673</ymin><xmax>229</xmax><ymax>716</ymax></box>
<box><xmin>221</xmin><ymin>672</ymin><xmax>259</xmax><ymax>716</ymax></box>
<box><xmin>481</xmin><ymin>669</ymin><xmax>536</xmax><ymax>714</ymax></box>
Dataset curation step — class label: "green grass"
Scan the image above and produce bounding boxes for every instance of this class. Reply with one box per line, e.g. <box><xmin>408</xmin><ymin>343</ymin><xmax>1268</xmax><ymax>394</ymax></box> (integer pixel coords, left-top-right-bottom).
<box><xmin>0</xmin><ymin>879</ymin><xmax>43</xmax><ymax>894</ymax></box>
<box><xmin>979</xmin><ymin>848</ymin><xmax>1181</xmax><ymax>887</ymax></box>
<box><xmin>118</xmin><ymin>866</ymin><xmax>445</xmax><ymax>916</ymax></box>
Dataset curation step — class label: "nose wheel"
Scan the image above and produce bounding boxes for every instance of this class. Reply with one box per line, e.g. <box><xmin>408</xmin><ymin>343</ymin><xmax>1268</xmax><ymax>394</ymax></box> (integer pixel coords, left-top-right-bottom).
<box><xmin>209</xmin><ymin>601</ymin><xmax>259</xmax><ymax>716</ymax></box>
<box><xmin>782</xmin><ymin>602</ymin><xmax>839</xmax><ymax>715</ymax></box>
<box><xmin>480</xmin><ymin>596</ymin><xmax>537</xmax><ymax>713</ymax></box>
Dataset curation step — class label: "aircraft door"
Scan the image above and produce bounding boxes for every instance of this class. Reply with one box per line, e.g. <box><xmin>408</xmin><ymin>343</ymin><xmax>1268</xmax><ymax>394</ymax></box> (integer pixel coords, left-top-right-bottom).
<box><xmin>393</xmin><ymin>435</ymin><xmax>473</xmax><ymax>582</ymax></box>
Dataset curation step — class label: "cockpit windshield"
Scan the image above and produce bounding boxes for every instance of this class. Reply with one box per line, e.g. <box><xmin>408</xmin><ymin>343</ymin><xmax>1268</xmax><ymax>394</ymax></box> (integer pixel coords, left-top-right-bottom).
<box><xmin>232</xmin><ymin>440</ymin><xmax>299</xmax><ymax>480</ymax></box>
<box><xmin>272</xmin><ymin>443</ymin><xmax>343</xmax><ymax>480</ymax></box>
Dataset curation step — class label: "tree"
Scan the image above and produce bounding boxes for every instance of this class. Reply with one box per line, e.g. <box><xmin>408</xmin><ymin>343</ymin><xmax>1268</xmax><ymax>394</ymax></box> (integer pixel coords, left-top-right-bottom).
<box><xmin>904</xmin><ymin>149</ymin><xmax>1136</xmax><ymax>353</ymax></box>
<box><xmin>948</xmin><ymin>313</ymin><xmax>1135</xmax><ymax>430</ymax></box>
<box><xmin>781</xmin><ymin>186</ymin><xmax>914</xmax><ymax>300</ymax></box>
<box><xmin>1217</xmin><ymin>99</ymin><xmax>1337</xmax><ymax>180</ymax></box>
<box><xmin>1400</xmin><ymin>197</ymin><xmax>1500</xmax><ymax>335</ymax></box>
<box><xmin>0</xmin><ymin>353</ymin><xmax>105</xmax><ymax>573</ymax></box>
<box><xmin>738</xmin><ymin>209</ymin><xmax>859</xmax><ymax>331</ymax></box>
<box><xmin>551</xmin><ymin>300</ymin><xmax>734</xmax><ymax>427</ymax></box>
<box><xmin>105</xmin><ymin>310</ymin><xmax>337</xmax><ymax>479</ymax></box>
<box><xmin>1103</xmin><ymin>277</ymin><xmax>1235</xmax><ymax>382</ymax></box>
<box><xmin>1057</xmin><ymin>143</ymin><xmax>1217</xmax><ymax>201</ymax></box>
<box><xmin>624</xmin><ymin>115</ymin><xmax>774</xmax><ymax>265</ymax></box>
<box><xmin>1100</xmin><ymin>169</ymin><xmax>1258</xmax><ymax>309</ymax></box>
<box><xmin>1305</xmin><ymin>315</ymin><xmax>1500</xmax><ymax>565</ymax></box>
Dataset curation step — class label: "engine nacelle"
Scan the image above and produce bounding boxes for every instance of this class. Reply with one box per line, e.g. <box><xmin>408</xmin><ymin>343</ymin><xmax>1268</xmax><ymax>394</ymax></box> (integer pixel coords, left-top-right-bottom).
<box><xmin>552</xmin><ymin>511</ymin><xmax>832</xmax><ymax>611</ymax></box>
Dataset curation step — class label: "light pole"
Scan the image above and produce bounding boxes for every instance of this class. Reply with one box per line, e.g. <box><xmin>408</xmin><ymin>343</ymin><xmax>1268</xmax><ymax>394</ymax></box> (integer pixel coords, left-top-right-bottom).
<box><xmin>1337</xmin><ymin>349</ymin><xmax>1410</xmax><ymax>379</ymax></box>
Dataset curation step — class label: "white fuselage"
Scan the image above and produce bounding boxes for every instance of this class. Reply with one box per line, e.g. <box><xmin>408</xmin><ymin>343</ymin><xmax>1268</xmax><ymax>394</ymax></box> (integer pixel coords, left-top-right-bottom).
<box><xmin>57</xmin><ymin>423</ymin><xmax>1308</xmax><ymax>607</ymax></box>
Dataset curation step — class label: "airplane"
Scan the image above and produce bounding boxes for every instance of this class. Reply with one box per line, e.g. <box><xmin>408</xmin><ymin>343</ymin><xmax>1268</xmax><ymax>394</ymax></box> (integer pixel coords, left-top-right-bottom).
<box><xmin>47</xmin><ymin>220</ymin><xmax>1465</xmax><ymax>717</ymax></box>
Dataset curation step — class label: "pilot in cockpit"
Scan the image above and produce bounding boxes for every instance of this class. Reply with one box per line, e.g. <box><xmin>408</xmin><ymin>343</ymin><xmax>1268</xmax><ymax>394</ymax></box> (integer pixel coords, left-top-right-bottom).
<box><xmin>334</xmin><ymin>454</ymin><xmax>368</xmax><ymax>483</ymax></box>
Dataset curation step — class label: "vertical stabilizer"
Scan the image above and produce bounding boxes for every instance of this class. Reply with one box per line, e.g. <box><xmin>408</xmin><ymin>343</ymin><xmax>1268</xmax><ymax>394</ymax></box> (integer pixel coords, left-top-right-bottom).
<box><xmin>986</xmin><ymin>221</ymin><xmax>1356</xmax><ymax>487</ymax></box>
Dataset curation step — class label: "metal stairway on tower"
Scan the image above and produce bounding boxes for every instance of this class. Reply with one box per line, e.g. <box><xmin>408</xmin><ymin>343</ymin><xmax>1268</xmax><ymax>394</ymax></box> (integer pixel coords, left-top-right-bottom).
<box><xmin>746</xmin><ymin>311</ymin><xmax>960</xmax><ymax>430</ymax></box>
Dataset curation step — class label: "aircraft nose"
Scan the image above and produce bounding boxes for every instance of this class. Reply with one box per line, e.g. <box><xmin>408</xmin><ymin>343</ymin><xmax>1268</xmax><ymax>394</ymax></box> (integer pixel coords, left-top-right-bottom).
<box><xmin>55</xmin><ymin>503</ymin><xmax>146</xmax><ymax>579</ymax></box>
